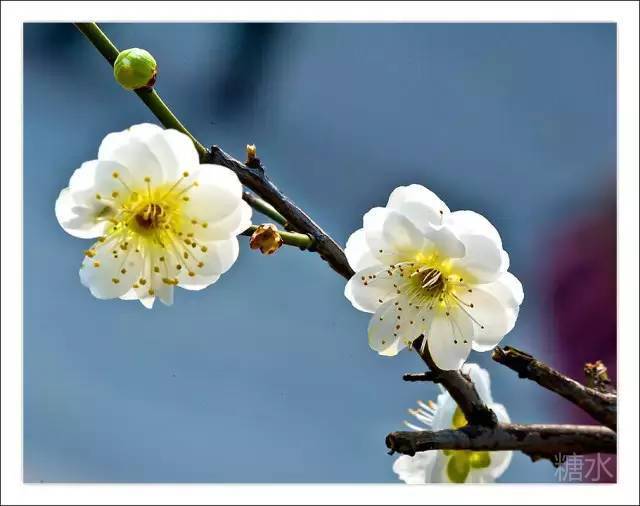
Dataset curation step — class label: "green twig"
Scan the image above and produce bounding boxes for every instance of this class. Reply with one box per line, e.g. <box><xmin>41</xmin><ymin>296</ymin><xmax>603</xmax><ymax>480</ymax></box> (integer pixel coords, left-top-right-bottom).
<box><xmin>75</xmin><ymin>22</ymin><xmax>207</xmax><ymax>158</ymax></box>
<box><xmin>242</xmin><ymin>191</ymin><xmax>288</xmax><ymax>228</ymax></box>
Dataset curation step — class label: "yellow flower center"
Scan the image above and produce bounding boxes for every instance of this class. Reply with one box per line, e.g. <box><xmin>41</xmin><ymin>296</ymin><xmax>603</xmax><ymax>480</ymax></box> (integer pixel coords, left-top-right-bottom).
<box><xmin>85</xmin><ymin>172</ymin><xmax>210</xmax><ymax>292</ymax></box>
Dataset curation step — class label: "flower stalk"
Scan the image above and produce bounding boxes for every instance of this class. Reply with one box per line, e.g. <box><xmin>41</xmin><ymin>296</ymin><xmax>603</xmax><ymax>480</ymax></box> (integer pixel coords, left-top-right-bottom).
<box><xmin>75</xmin><ymin>23</ymin><xmax>207</xmax><ymax>158</ymax></box>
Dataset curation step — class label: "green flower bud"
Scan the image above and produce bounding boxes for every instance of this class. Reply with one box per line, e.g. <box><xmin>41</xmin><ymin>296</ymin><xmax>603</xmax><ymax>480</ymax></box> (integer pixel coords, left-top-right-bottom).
<box><xmin>113</xmin><ymin>48</ymin><xmax>157</xmax><ymax>90</ymax></box>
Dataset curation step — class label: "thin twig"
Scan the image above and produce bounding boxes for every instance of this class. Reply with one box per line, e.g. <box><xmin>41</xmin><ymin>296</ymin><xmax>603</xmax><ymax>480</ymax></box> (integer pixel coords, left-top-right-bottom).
<box><xmin>242</xmin><ymin>191</ymin><xmax>288</xmax><ymax>227</ymax></box>
<box><xmin>492</xmin><ymin>346</ymin><xmax>617</xmax><ymax>431</ymax></box>
<box><xmin>206</xmin><ymin>146</ymin><xmax>354</xmax><ymax>279</ymax></box>
<box><xmin>386</xmin><ymin>424</ymin><xmax>616</xmax><ymax>461</ymax></box>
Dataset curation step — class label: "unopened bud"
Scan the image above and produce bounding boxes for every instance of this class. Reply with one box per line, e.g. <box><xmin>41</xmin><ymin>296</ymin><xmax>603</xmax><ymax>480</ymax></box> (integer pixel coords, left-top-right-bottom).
<box><xmin>246</xmin><ymin>144</ymin><xmax>257</xmax><ymax>162</ymax></box>
<box><xmin>249</xmin><ymin>224</ymin><xmax>283</xmax><ymax>255</ymax></box>
<box><xmin>113</xmin><ymin>48</ymin><xmax>157</xmax><ymax>90</ymax></box>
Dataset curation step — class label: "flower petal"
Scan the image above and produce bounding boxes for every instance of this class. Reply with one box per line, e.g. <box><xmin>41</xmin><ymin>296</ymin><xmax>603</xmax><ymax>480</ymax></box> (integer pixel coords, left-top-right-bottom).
<box><xmin>193</xmin><ymin>237</ymin><xmax>239</xmax><ymax>276</ymax></box>
<box><xmin>363</xmin><ymin>207</ymin><xmax>426</xmax><ymax>262</ymax></box>
<box><xmin>196</xmin><ymin>200</ymin><xmax>252</xmax><ymax>241</ymax></box>
<box><xmin>344</xmin><ymin>266</ymin><xmax>395</xmax><ymax>313</ymax></box>
<box><xmin>79</xmin><ymin>242</ymin><xmax>145</xmax><ymax>299</ymax></box>
<box><xmin>55</xmin><ymin>188</ymin><xmax>109</xmax><ymax>239</ymax></box>
<box><xmin>344</xmin><ymin>228</ymin><xmax>382</xmax><ymax>271</ymax></box>
<box><xmin>129</xmin><ymin>124</ymin><xmax>200</xmax><ymax>181</ymax></box>
<box><xmin>426</xmin><ymin>312</ymin><xmax>473</xmax><ymax>370</ymax></box>
<box><xmin>461</xmin><ymin>363</ymin><xmax>493</xmax><ymax>405</ymax></box>
<box><xmin>177</xmin><ymin>272</ymin><xmax>221</xmax><ymax>291</ymax></box>
<box><xmin>387</xmin><ymin>184</ymin><xmax>449</xmax><ymax>231</ymax></box>
<box><xmin>462</xmin><ymin>279</ymin><xmax>521</xmax><ymax>352</ymax></box>
<box><xmin>367</xmin><ymin>298</ymin><xmax>419</xmax><ymax>356</ymax></box>
<box><xmin>446</xmin><ymin>210</ymin><xmax>506</xmax><ymax>283</ymax></box>
<box><xmin>423</xmin><ymin>223</ymin><xmax>466</xmax><ymax>259</ymax></box>
<box><xmin>98</xmin><ymin>129</ymin><xmax>164</xmax><ymax>186</ymax></box>
<box><xmin>393</xmin><ymin>452</ymin><xmax>437</xmax><ymax>484</ymax></box>
<box><xmin>182</xmin><ymin>164</ymin><xmax>243</xmax><ymax>223</ymax></box>
<box><xmin>486</xmin><ymin>403</ymin><xmax>512</xmax><ymax>479</ymax></box>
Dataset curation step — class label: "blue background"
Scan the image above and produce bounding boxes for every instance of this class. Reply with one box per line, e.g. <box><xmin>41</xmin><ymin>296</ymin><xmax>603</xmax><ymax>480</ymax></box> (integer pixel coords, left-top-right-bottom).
<box><xmin>24</xmin><ymin>23</ymin><xmax>616</xmax><ymax>483</ymax></box>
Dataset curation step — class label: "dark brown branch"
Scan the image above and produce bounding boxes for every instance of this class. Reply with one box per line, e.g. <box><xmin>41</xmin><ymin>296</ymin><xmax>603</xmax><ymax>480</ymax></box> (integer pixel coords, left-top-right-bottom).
<box><xmin>403</xmin><ymin>372</ymin><xmax>438</xmax><ymax>382</ymax></box>
<box><xmin>411</xmin><ymin>337</ymin><xmax>498</xmax><ymax>427</ymax></box>
<box><xmin>492</xmin><ymin>346</ymin><xmax>617</xmax><ymax>431</ymax></box>
<box><xmin>205</xmin><ymin>146</ymin><xmax>355</xmax><ymax>280</ymax></box>
<box><xmin>386</xmin><ymin>424</ymin><xmax>616</xmax><ymax>461</ymax></box>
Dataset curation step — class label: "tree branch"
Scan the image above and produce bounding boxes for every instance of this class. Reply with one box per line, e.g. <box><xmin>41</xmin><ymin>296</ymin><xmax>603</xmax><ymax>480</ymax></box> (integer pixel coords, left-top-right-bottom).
<box><xmin>492</xmin><ymin>346</ymin><xmax>617</xmax><ymax>431</ymax></box>
<box><xmin>386</xmin><ymin>424</ymin><xmax>616</xmax><ymax>461</ymax></box>
<box><xmin>206</xmin><ymin>146</ymin><xmax>354</xmax><ymax>279</ymax></box>
<box><xmin>75</xmin><ymin>22</ymin><xmax>354</xmax><ymax>281</ymax></box>
<box><xmin>411</xmin><ymin>337</ymin><xmax>498</xmax><ymax>427</ymax></box>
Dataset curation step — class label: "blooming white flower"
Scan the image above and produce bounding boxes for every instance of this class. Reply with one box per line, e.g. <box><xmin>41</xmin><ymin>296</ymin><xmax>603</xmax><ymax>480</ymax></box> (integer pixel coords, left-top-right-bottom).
<box><xmin>393</xmin><ymin>363</ymin><xmax>512</xmax><ymax>484</ymax></box>
<box><xmin>344</xmin><ymin>184</ymin><xmax>523</xmax><ymax>370</ymax></box>
<box><xmin>55</xmin><ymin>123</ymin><xmax>251</xmax><ymax>308</ymax></box>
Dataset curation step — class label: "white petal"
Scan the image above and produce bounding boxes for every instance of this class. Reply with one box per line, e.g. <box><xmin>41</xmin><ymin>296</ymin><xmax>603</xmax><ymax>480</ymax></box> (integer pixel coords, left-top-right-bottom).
<box><xmin>344</xmin><ymin>266</ymin><xmax>395</xmax><ymax>313</ymax></box>
<box><xmin>387</xmin><ymin>184</ymin><xmax>449</xmax><ymax>231</ymax></box>
<box><xmin>393</xmin><ymin>452</ymin><xmax>437</xmax><ymax>484</ymax></box>
<box><xmin>382</xmin><ymin>211</ymin><xmax>427</xmax><ymax>255</ymax></box>
<box><xmin>139</xmin><ymin>296</ymin><xmax>155</xmax><ymax>309</ymax></box>
<box><xmin>363</xmin><ymin>208</ymin><xmax>425</xmax><ymax>262</ymax></box>
<box><xmin>177</xmin><ymin>272</ymin><xmax>221</xmax><ymax>291</ymax></box>
<box><xmin>446</xmin><ymin>211</ymin><xmax>506</xmax><ymax>283</ymax></box>
<box><xmin>196</xmin><ymin>200</ymin><xmax>252</xmax><ymax>241</ymax></box>
<box><xmin>426</xmin><ymin>313</ymin><xmax>473</xmax><ymax>370</ymax></box>
<box><xmin>462</xmin><ymin>282</ymin><xmax>520</xmax><ymax>352</ymax></box>
<box><xmin>367</xmin><ymin>298</ymin><xmax>418</xmax><ymax>356</ymax></box>
<box><xmin>119</xmin><ymin>288</ymin><xmax>156</xmax><ymax>309</ymax></box>
<box><xmin>445</xmin><ymin>210</ymin><xmax>502</xmax><ymax>246</ymax></box>
<box><xmin>428</xmin><ymin>452</ymin><xmax>451</xmax><ymax>483</ymax></box>
<box><xmin>430</xmin><ymin>393</ymin><xmax>457</xmax><ymax>432</ymax></box>
<box><xmin>182</xmin><ymin>164</ymin><xmax>243</xmax><ymax>223</ymax></box>
<box><xmin>487</xmin><ymin>403</ymin><xmax>512</xmax><ymax>479</ymax></box>
<box><xmin>423</xmin><ymin>223</ymin><xmax>466</xmax><ymax>259</ymax></box>
<box><xmin>79</xmin><ymin>242</ymin><xmax>145</xmax><ymax>299</ymax></box>
<box><xmin>344</xmin><ymin>228</ymin><xmax>382</xmax><ymax>271</ymax></box>
<box><xmin>55</xmin><ymin>188</ymin><xmax>108</xmax><ymax>239</ymax></box>
<box><xmin>460</xmin><ymin>363</ymin><xmax>493</xmax><ymax>405</ymax></box>
<box><xmin>130</xmin><ymin>125</ymin><xmax>200</xmax><ymax>181</ymax></box>
<box><xmin>192</xmin><ymin>237</ymin><xmax>239</xmax><ymax>276</ymax></box>
<box><xmin>98</xmin><ymin>129</ymin><xmax>164</xmax><ymax>186</ymax></box>
<box><xmin>453</xmin><ymin>235</ymin><xmax>505</xmax><ymax>283</ymax></box>
<box><xmin>153</xmin><ymin>282</ymin><xmax>174</xmax><ymax>306</ymax></box>
<box><xmin>490</xmin><ymin>271</ymin><xmax>524</xmax><ymax>307</ymax></box>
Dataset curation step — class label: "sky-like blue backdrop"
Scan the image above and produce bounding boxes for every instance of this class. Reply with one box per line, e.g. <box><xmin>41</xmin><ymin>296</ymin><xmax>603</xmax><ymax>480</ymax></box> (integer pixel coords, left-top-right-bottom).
<box><xmin>24</xmin><ymin>23</ymin><xmax>616</xmax><ymax>483</ymax></box>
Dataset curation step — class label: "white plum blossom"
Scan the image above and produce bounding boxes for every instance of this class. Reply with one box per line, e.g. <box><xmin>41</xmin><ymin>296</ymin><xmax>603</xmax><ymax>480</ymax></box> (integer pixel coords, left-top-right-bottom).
<box><xmin>55</xmin><ymin>123</ymin><xmax>251</xmax><ymax>308</ymax></box>
<box><xmin>344</xmin><ymin>184</ymin><xmax>523</xmax><ymax>370</ymax></box>
<box><xmin>393</xmin><ymin>363</ymin><xmax>512</xmax><ymax>484</ymax></box>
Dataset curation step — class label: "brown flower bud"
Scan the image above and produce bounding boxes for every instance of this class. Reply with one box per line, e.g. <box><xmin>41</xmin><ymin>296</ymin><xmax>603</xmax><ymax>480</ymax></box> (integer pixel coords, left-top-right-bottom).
<box><xmin>249</xmin><ymin>224</ymin><xmax>283</xmax><ymax>255</ymax></box>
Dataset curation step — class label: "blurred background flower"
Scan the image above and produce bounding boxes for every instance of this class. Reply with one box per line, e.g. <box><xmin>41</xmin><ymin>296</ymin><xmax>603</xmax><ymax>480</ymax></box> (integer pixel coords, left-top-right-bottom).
<box><xmin>24</xmin><ymin>23</ymin><xmax>616</xmax><ymax>483</ymax></box>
